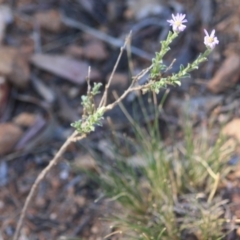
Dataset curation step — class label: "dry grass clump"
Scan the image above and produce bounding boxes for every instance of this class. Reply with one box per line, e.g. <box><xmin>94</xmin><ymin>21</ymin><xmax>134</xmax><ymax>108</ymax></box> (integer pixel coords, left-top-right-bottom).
<box><xmin>89</xmin><ymin>117</ymin><xmax>234</xmax><ymax>240</ymax></box>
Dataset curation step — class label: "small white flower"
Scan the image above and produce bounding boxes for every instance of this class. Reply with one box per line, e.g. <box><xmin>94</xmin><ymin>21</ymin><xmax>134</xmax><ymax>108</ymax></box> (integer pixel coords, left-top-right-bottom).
<box><xmin>167</xmin><ymin>13</ymin><xmax>187</xmax><ymax>33</ymax></box>
<box><xmin>204</xmin><ymin>29</ymin><xmax>219</xmax><ymax>49</ymax></box>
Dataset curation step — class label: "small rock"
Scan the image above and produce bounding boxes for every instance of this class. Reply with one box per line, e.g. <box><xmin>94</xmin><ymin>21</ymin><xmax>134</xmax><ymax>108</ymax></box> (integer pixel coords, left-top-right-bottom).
<box><xmin>82</xmin><ymin>33</ymin><xmax>100</xmax><ymax>42</ymax></box>
<box><xmin>50</xmin><ymin>212</ymin><xmax>57</xmax><ymax>220</ymax></box>
<box><xmin>91</xmin><ymin>225</ymin><xmax>100</xmax><ymax>234</ymax></box>
<box><xmin>51</xmin><ymin>178</ymin><xmax>61</xmax><ymax>190</ymax></box>
<box><xmin>35</xmin><ymin>9</ymin><xmax>63</xmax><ymax>33</ymax></box>
<box><xmin>35</xmin><ymin>197</ymin><xmax>46</xmax><ymax>208</ymax></box>
<box><xmin>207</xmin><ymin>54</ymin><xmax>240</xmax><ymax>93</ymax></box>
<box><xmin>74</xmin><ymin>195</ymin><xmax>86</xmax><ymax>207</ymax></box>
<box><xmin>10</xmin><ymin>53</ymin><xmax>30</xmax><ymax>88</ymax></box>
<box><xmin>222</xmin><ymin>119</ymin><xmax>240</xmax><ymax>142</ymax></box>
<box><xmin>13</xmin><ymin>113</ymin><xmax>37</xmax><ymax>128</ymax></box>
<box><xmin>68</xmin><ymin>87</ymin><xmax>80</xmax><ymax>99</ymax></box>
<box><xmin>82</xmin><ymin>40</ymin><xmax>108</xmax><ymax>61</ymax></box>
<box><xmin>65</xmin><ymin>44</ymin><xmax>83</xmax><ymax>58</ymax></box>
<box><xmin>0</xmin><ymin>123</ymin><xmax>23</xmax><ymax>155</ymax></box>
<box><xmin>0</xmin><ymin>47</ymin><xmax>29</xmax><ymax>88</ymax></box>
<box><xmin>0</xmin><ymin>47</ymin><xmax>17</xmax><ymax>75</ymax></box>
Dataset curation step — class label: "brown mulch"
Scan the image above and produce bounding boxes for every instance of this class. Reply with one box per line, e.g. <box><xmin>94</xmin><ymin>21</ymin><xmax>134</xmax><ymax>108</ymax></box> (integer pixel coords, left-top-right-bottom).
<box><xmin>0</xmin><ymin>0</ymin><xmax>240</xmax><ymax>239</ymax></box>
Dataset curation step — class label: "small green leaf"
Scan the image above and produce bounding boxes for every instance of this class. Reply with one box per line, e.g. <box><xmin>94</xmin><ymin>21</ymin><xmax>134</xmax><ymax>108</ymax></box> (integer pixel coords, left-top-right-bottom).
<box><xmin>174</xmin><ymin>81</ymin><xmax>181</xmax><ymax>86</ymax></box>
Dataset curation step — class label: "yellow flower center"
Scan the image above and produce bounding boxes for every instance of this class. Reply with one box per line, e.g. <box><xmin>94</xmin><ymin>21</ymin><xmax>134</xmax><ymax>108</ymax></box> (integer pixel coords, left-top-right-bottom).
<box><xmin>175</xmin><ymin>20</ymin><xmax>181</xmax><ymax>26</ymax></box>
<box><xmin>207</xmin><ymin>37</ymin><xmax>214</xmax><ymax>43</ymax></box>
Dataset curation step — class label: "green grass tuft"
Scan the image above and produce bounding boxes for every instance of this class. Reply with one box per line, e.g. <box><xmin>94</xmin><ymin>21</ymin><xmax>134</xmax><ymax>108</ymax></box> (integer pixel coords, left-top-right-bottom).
<box><xmin>87</xmin><ymin>106</ymin><xmax>235</xmax><ymax>239</ymax></box>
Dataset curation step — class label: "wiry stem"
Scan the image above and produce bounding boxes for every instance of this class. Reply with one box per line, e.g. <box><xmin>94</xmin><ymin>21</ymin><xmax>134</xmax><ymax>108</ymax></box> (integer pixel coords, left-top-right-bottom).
<box><xmin>106</xmin><ymin>65</ymin><xmax>152</xmax><ymax>111</ymax></box>
<box><xmin>99</xmin><ymin>33</ymin><xmax>131</xmax><ymax>108</ymax></box>
<box><xmin>13</xmin><ymin>131</ymin><xmax>83</xmax><ymax>240</ymax></box>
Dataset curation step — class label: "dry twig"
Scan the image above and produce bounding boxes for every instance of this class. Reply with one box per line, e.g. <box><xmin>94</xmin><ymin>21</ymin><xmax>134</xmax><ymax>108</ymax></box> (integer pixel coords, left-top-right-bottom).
<box><xmin>13</xmin><ymin>131</ymin><xmax>84</xmax><ymax>240</ymax></box>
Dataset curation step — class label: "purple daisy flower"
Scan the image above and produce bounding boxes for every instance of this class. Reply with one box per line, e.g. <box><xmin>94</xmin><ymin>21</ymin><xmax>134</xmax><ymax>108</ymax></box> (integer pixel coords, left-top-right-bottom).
<box><xmin>204</xmin><ymin>29</ymin><xmax>219</xmax><ymax>49</ymax></box>
<box><xmin>167</xmin><ymin>13</ymin><xmax>187</xmax><ymax>33</ymax></box>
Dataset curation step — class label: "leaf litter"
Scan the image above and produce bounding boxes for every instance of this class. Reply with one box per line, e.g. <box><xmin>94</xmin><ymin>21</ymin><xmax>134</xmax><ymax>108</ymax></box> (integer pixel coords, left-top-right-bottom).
<box><xmin>0</xmin><ymin>0</ymin><xmax>240</xmax><ymax>239</ymax></box>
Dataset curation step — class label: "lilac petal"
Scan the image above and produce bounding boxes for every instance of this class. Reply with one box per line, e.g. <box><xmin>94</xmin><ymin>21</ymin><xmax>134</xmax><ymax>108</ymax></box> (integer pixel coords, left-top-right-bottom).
<box><xmin>204</xmin><ymin>29</ymin><xmax>209</xmax><ymax>36</ymax></box>
<box><xmin>173</xmin><ymin>25</ymin><xmax>178</xmax><ymax>31</ymax></box>
<box><xmin>178</xmin><ymin>25</ymin><xmax>186</xmax><ymax>31</ymax></box>
<box><xmin>210</xmin><ymin>43</ymin><xmax>215</xmax><ymax>49</ymax></box>
<box><xmin>180</xmin><ymin>14</ymin><xmax>186</xmax><ymax>20</ymax></box>
<box><xmin>204</xmin><ymin>38</ymin><xmax>208</xmax><ymax>44</ymax></box>
<box><xmin>210</xmin><ymin>29</ymin><xmax>216</xmax><ymax>38</ymax></box>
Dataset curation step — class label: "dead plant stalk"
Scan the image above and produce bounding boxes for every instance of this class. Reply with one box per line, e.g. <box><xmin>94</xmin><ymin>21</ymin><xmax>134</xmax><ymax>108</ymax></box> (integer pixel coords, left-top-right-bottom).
<box><xmin>13</xmin><ymin>131</ymin><xmax>81</xmax><ymax>240</ymax></box>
